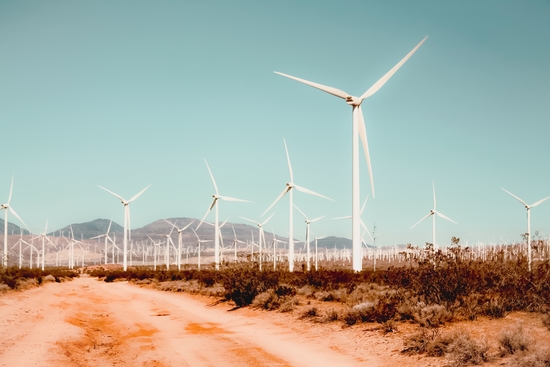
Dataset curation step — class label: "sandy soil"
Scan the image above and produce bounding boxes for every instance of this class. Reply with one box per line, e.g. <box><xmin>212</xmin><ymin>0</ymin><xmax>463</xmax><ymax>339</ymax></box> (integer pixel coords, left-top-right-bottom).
<box><xmin>1</xmin><ymin>277</ymin><xmax>549</xmax><ymax>367</ymax></box>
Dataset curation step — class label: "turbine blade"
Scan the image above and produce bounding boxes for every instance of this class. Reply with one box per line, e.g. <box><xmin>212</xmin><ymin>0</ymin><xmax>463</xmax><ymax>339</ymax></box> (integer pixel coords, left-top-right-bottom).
<box><xmin>98</xmin><ymin>185</ymin><xmax>125</xmax><ymax>202</ymax></box>
<box><xmin>294</xmin><ymin>204</ymin><xmax>308</xmax><ymax>221</ymax></box>
<box><xmin>128</xmin><ymin>184</ymin><xmax>151</xmax><ymax>203</ymax></box>
<box><xmin>274</xmin><ymin>72</ymin><xmax>349</xmax><ymax>100</ymax></box>
<box><xmin>204</xmin><ymin>158</ymin><xmax>219</xmax><ymax>195</ymax></box>
<box><xmin>360</xmin><ymin>195</ymin><xmax>369</xmax><ymax>215</ymax></box>
<box><xmin>9</xmin><ymin>207</ymin><xmax>28</xmax><ymax>230</ymax></box>
<box><xmin>219</xmin><ymin>196</ymin><xmax>251</xmax><ymax>203</ymax></box>
<box><xmin>357</xmin><ymin>106</ymin><xmax>374</xmax><ymax>198</ymax></box>
<box><xmin>501</xmin><ymin>188</ymin><xmax>528</xmax><ymax>207</ymax></box>
<box><xmin>332</xmin><ymin>215</ymin><xmax>351</xmax><ymax>220</ymax></box>
<box><xmin>209</xmin><ymin>197</ymin><xmax>218</xmax><ymax>211</ymax></box>
<box><xmin>283</xmin><ymin>138</ymin><xmax>294</xmax><ymax>183</ymax></box>
<box><xmin>239</xmin><ymin>216</ymin><xmax>260</xmax><ymax>226</ymax></box>
<box><xmin>7</xmin><ymin>175</ymin><xmax>14</xmax><ymax>204</ymax></box>
<box><xmin>360</xmin><ymin>36</ymin><xmax>428</xmax><ymax>100</ymax></box>
<box><xmin>432</xmin><ymin>181</ymin><xmax>437</xmax><ymax>210</ymax></box>
<box><xmin>293</xmin><ymin>185</ymin><xmax>333</xmax><ymax>201</ymax></box>
<box><xmin>435</xmin><ymin>210</ymin><xmax>459</xmax><ymax>225</ymax></box>
<box><xmin>261</xmin><ymin>186</ymin><xmax>291</xmax><ymax>217</ymax></box>
<box><xmin>310</xmin><ymin>215</ymin><xmax>326</xmax><ymax>223</ymax></box>
<box><xmin>261</xmin><ymin>212</ymin><xmax>275</xmax><ymax>226</ymax></box>
<box><xmin>360</xmin><ymin>219</ymin><xmax>374</xmax><ymax>241</ymax></box>
<box><xmin>531</xmin><ymin>195</ymin><xmax>550</xmax><ymax>208</ymax></box>
<box><xmin>410</xmin><ymin>212</ymin><xmax>432</xmax><ymax>229</ymax></box>
<box><xmin>181</xmin><ymin>220</ymin><xmax>195</xmax><ymax>232</ymax></box>
<box><xmin>107</xmin><ymin>219</ymin><xmax>112</xmax><ymax>234</ymax></box>
<box><xmin>196</xmin><ymin>203</ymin><xmax>214</xmax><ymax>231</ymax></box>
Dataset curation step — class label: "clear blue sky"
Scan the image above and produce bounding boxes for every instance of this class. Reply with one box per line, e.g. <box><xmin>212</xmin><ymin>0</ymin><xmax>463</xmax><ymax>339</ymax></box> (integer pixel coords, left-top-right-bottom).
<box><xmin>1</xmin><ymin>0</ymin><xmax>549</xmax><ymax>247</ymax></box>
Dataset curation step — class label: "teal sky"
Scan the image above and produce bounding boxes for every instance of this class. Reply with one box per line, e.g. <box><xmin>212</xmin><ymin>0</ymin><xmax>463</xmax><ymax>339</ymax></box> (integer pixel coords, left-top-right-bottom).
<box><xmin>1</xmin><ymin>0</ymin><xmax>549</xmax><ymax>247</ymax></box>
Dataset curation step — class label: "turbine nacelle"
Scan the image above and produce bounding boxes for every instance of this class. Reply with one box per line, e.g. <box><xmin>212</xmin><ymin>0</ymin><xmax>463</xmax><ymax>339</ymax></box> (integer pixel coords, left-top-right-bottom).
<box><xmin>345</xmin><ymin>96</ymin><xmax>362</xmax><ymax>106</ymax></box>
<box><xmin>1</xmin><ymin>204</ymin><xmax>7</xmax><ymax>209</ymax></box>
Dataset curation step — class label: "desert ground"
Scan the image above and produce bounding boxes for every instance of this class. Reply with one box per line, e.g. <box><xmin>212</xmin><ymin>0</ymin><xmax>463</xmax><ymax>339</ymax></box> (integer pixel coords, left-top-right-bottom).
<box><xmin>1</xmin><ymin>276</ymin><xmax>549</xmax><ymax>367</ymax></box>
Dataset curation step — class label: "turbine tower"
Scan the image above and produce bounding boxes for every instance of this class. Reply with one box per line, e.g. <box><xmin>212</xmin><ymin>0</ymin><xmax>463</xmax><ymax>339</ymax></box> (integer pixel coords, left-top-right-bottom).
<box><xmin>410</xmin><ymin>182</ymin><xmax>458</xmax><ymax>248</ymax></box>
<box><xmin>262</xmin><ymin>139</ymin><xmax>332</xmax><ymax>272</ymax></box>
<box><xmin>1</xmin><ymin>176</ymin><xmax>28</xmax><ymax>267</ymax></box>
<box><xmin>274</xmin><ymin>36</ymin><xmax>427</xmax><ymax>271</ymax></box>
<box><xmin>501</xmin><ymin>188</ymin><xmax>550</xmax><ymax>271</ymax></box>
<box><xmin>98</xmin><ymin>184</ymin><xmax>151</xmax><ymax>271</ymax></box>
<box><xmin>294</xmin><ymin>205</ymin><xmax>326</xmax><ymax>271</ymax></box>
<box><xmin>196</xmin><ymin>159</ymin><xmax>250</xmax><ymax>270</ymax></box>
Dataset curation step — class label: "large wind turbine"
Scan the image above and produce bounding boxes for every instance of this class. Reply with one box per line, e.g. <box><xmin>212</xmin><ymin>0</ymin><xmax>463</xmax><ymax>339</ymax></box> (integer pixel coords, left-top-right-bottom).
<box><xmin>410</xmin><ymin>182</ymin><xmax>458</xmax><ymax>248</ymax></box>
<box><xmin>1</xmin><ymin>176</ymin><xmax>28</xmax><ymax>267</ymax></box>
<box><xmin>501</xmin><ymin>188</ymin><xmax>550</xmax><ymax>271</ymax></box>
<box><xmin>275</xmin><ymin>36</ymin><xmax>427</xmax><ymax>271</ymax></box>
<box><xmin>196</xmin><ymin>159</ymin><xmax>250</xmax><ymax>270</ymax></box>
<box><xmin>165</xmin><ymin>219</ymin><xmax>194</xmax><ymax>270</ymax></box>
<box><xmin>262</xmin><ymin>139</ymin><xmax>332</xmax><ymax>272</ymax></box>
<box><xmin>98</xmin><ymin>184</ymin><xmax>151</xmax><ymax>271</ymax></box>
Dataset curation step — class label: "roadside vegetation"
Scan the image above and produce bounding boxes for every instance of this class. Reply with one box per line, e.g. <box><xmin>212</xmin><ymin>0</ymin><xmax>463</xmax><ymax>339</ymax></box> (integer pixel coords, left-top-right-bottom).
<box><xmin>88</xmin><ymin>242</ymin><xmax>550</xmax><ymax>366</ymax></box>
<box><xmin>0</xmin><ymin>267</ymin><xmax>78</xmax><ymax>292</ymax></box>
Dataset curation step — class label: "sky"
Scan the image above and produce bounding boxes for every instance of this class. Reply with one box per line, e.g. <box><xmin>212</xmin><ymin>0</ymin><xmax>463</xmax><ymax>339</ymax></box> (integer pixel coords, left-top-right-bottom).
<box><xmin>1</xmin><ymin>0</ymin><xmax>549</xmax><ymax>248</ymax></box>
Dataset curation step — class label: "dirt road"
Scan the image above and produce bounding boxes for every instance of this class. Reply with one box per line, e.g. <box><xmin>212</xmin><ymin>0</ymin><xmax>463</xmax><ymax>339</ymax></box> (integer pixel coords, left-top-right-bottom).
<box><xmin>0</xmin><ymin>276</ymin><xmax>387</xmax><ymax>367</ymax></box>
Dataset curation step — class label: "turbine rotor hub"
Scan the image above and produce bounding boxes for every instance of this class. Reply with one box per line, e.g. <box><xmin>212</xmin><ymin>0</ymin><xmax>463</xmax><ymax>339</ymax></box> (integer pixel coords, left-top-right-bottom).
<box><xmin>345</xmin><ymin>96</ymin><xmax>362</xmax><ymax>106</ymax></box>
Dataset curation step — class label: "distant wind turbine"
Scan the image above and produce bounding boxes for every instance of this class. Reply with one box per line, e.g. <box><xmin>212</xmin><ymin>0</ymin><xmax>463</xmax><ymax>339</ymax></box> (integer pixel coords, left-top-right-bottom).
<box><xmin>275</xmin><ymin>36</ymin><xmax>427</xmax><ymax>271</ymax></box>
<box><xmin>501</xmin><ymin>188</ymin><xmax>550</xmax><ymax>271</ymax></box>
<box><xmin>196</xmin><ymin>159</ymin><xmax>250</xmax><ymax>270</ymax></box>
<box><xmin>240</xmin><ymin>213</ymin><xmax>275</xmax><ymax>270</ymax></box>
<box><xmin>294</xmin><ymin>205</ymin><xmax>326</xmax><ymax>271</ymax></box>
<box><xmin>410</xmin><ymin>182</ymin><xmax>458</xmax><ymax>248</ymax></box>
<box><xmin>1</xmin><ymin>176</ymin><xmax>28</xmax><ymax>267</ymax></box>
<box><xmin>98</xmin><ymin>184</ymin><xmax>151</xmax><ymax>271</ymax></box>
<box><xmin>262</xmin><ymin>139</ymin><xmax>332</xmax><ymax>272</ymax></box>
<box><xmin>165</xmin><ymin>219</ymin><xmax>195</xmax><ymax>270</ymax></box>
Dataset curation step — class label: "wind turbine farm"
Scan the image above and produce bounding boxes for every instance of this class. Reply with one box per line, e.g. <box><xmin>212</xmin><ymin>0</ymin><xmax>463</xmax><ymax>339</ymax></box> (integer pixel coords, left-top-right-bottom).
<box><xmin>1</xmin><ymin>1</ymin><xmax>550</xmax><ymax>366</ymax></box>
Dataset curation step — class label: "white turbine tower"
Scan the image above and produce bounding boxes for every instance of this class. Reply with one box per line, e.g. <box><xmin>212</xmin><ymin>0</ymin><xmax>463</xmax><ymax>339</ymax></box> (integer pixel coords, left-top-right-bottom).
<box><xmin>275</xmin><ymin>36</ymin><xmax>427</xmax><ymax>271</ymax></box>
<box><xmin>501</xmin><ymin>188</ymin><xmax>550</xmax><ymax>271</ymax></box>
<box><xmin>410</xmin><ymin>182</ymin><xmax>458</xmax><ymax>249</ymax></box>
<box><xmin>262</xmin><ymin>139</ymin><xmax>332</xmax><ymax>272</ymax></box>
<box><xmin>98</xmin><ymin>184</ymin><xmax>151</xmax><ymax>271</ymax></box>
<box><xmin>1</xmin><ymin>176</ymin><xmax>28</xmax><ymax>267</ymax></box>
<box><xmin>196</xmin><ymin>159</ymin><xmax>250</xmax><ymax>270</ymax></box>
<box><xmin>90</xmin><ymin>220</ymin><xmax>114</xmax><ymax>265</ymax></box>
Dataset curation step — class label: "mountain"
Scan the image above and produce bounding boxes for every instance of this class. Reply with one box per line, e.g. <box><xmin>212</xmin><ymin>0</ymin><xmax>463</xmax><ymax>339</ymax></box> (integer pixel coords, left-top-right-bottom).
<box><xmin>52</xmin><ymin>217</ymin><xmax>355</xmax><ymax>249</ymax></box>
<box><xmin>48</xmin><ymin>219</ymin><xmax>124</xmax><ymax>239</ymax></box>
<box><xmin>0</xmin><ymin>219</ymin><xmax>31</xmax><ymax>235</ymax></box>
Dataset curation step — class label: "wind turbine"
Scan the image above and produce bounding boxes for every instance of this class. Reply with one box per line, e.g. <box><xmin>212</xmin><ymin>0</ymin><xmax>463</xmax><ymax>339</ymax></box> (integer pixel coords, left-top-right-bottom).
<box><xmin>240</xmin><ymin>213</ymin><xmax>275</xmax><ymax>270</ymax></box>
<box><xmin>1</xmin><ymin>176</ymin><xmax>28</xmax><ymax>267</ymax></box>
<box><xmin>90</xmin><ymin>220</ymin><xmax>114</xmax><ymax>265</ymax></box>
<box><xmin>196</xmin><ymin>159</ymin><xmax>250</xmax><ymax>270</ymax></box>
<box><xmin>98</xmin><ymin>184</ymin><xmax>151</xmax><ymax>271</ymax></box>
<box><xmin>191</xmin><ymin>228</ymin><xmax>212</xmax><ymax>271</ymax></box>
<box><xmin>230</xmin><ymin>225</ymin><xmax>246</xmax><ymax>262</ymax></box>
<box><xmin>313</xmin><ymin>235</ymin><xmax>326</xmax><ymax>271</ymax></box>
<box><xmin>262</xmin><ymin>139</ymin><xmax>332</xmax><ymax>272</ymax></box>
<box><xmin>410</xmin><ymin>182</ymin><xmax>458</xmax><ymax>249</ymax></box>
<box><xmin>501</xmin><ymin>188</ymin><xmax>550</xmax><ymax>271</ymax></box>
<box><xmin>275</xmin><ymin>36</ymin><xmax>427</xmax><ymax>271</ymax></box>
<box><xmin>165</xmin><ymin>219</ymin><xmax>195</xmax><ymax>270</ymax></box>
<box><xmin>294</xmin><ymin>205</ymin><xmax>326</xmax><ymax>271</ymax></box>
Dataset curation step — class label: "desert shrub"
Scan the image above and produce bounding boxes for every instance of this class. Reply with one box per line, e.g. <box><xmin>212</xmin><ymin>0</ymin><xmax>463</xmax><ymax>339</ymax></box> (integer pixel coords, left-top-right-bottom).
<box><xmin>498</xmin><ymin>325</ymin><xmax>532</xmax><ymax>356</ymax></box>
<box><xmin>321</xmin><ymin>308</ymin><xmax>341</xmax><ymax>322</ymax></box>
<box><xmin>483</xmin><ymin>295</ymin><xmax>509</xmax><ymax>319</ymax></box>
<box><xmin>296</xmin><ymin>285</ymin><xmax>316</xmax><ymax>298</ymax></box>
<box><xmin>300</xmin><ymin>306</ymin><xmax>319</xmax><ymax>319</ymax></box>
<box><xmin>509</xmin><ymin>347</ymin><xmax>550</xmax><ymax>367</ymax></box>
<box><xmin>0</xmin><ymin>284</ymin><xmax>9</xmax><ymax>293</ymax></box>
<box><xmin>219</xmin><ymin>264</ymin><xmax>279</xmax><ymax>307</ymax></box>
<box><xmin>446</xmin><ymin>330</ymin><xmax>490</xmax><ymax>366</ymax></box>
<box><xmin>279</xmin><ymin>296</ymin><xmax>299</xmax><ymax>313</ymax></box>
<box><xmin>426</xmin><ymin>331</ymin><xmax>458</xmax><ymax>357</ymax></box>
<box><xmin>402</xmin><ymin>328</ymin><xmax>439</xmax><ymax>354</ymax></box>
<box><xmin>415</xmin><ymin>304</ymin><xmax>453</xmax><ymax>328</ymax></box>
<box><xmin>252</xmin><ymin>290</ymin><xmax>281</xmax><ymax>310</ymax></box>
